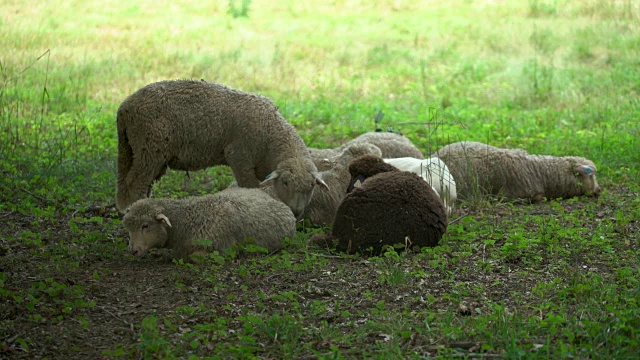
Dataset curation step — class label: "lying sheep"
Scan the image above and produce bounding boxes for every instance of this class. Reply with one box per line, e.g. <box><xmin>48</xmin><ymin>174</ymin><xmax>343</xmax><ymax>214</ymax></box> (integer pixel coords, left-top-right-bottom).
<box><xmin>384</xmin><ymin>157</ymin><xmax>457</xmax><ymax>216</ymax></box>
<box><xmin>229</xmin><ymin>143</ymin><xmax>383</xmax><ymax>227</ymax></box>
<box><xmin>431</xmin><ymin>141</ymin><xmax>601</xmax><ymax>201</ymax></box>
<box><xmin>351</xmin><ymin>132</ymin><xmax>425</xmax><ymax>159</ymax></box>
<box><xmin>303</xmin><ymin>143</ymin><xmax>383</xmax><ymax>226</ymax></box>
<box><xmin>122</xmin><ymin>187</ymin><xmax>296</xmax><ymax>260</ymax></box>
<box><xmin>309</xmin><ymin>132</ymin><xmax>424</xmax><ymax>171</ymax></box>
<box><xmin>310</xmin><ymin>155</ymin><xmax>448</xmax><ymax>255</ymax></box>
<box><xmin>116</xmin><ymin>79</ymin><xmax>328</xmax><ymax>218</ymax></box>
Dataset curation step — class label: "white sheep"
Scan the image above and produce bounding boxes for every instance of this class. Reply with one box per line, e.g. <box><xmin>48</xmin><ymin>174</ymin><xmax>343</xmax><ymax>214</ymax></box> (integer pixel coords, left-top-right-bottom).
<box><xmin>116</xmin><ymin>79</ymin><xmax>328</xmax><ymax>218</ymax></box>
<box><xmin>122</xmin><ymin>187</ymin><xmax>296</xmax><ymax>260</ymax></box>
<box><xmin>384</xmin><ymin>157</ymin><xmax>457</xmax><ymax>216</ymax></box>
<box><xmin>431</xmin><ymin>141</ymin><xmax>601</xmax><ymax>201</ymax></box>
<box><xmin>309</xmin><ymin>132</ymin><xmax>424</xmax><ymax>171</ymax></box>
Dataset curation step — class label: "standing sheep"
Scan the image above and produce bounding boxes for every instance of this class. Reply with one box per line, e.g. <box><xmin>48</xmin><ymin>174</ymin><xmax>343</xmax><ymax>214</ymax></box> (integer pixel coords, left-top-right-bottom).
<box><xmin>310</xmin><ymin>155</ymin><xmax>448</xmax><ymax>255</ymax></box>
<box><xmin>384</xmin><ymin>157</ymin><xmax>457</xmax><ymax>216</ymax></box>
<box><xmin>122</xmin><ymin>187</ymin><xmax>296</xmax><ymax>260</ymax></box>
<box><xmin>116</xmin><ymin>79</ymin><xmax>328</xmax><ymax>218</ymax></box>
<box><xmin>309</xmin><ymin>132</ymin><xmax>424</xmax><ymax>171</ymax></box>
<box><xmin>431</xmin><ymin>141</ymin><xmax>601</xmax><ymax>201</ymax></box>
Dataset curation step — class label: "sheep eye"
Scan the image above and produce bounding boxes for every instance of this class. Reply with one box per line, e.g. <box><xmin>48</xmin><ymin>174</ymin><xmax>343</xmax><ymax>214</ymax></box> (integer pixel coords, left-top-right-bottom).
<box><xmin>283</xmin><ymin>181</ymin><xmax>289</xmax><ymax>188</ymax></box>
<box><xmin>141</xmin><ymin>224</ymin><xmax>149</xmax><ymax>231</ymax></box>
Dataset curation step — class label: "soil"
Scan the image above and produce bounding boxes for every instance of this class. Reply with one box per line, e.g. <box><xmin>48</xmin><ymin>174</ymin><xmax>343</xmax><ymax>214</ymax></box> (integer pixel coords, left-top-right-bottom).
<box><xmin>0</xmin><ymin>185</ymin><xmax>637</xmax><ymax>359</ymax></box>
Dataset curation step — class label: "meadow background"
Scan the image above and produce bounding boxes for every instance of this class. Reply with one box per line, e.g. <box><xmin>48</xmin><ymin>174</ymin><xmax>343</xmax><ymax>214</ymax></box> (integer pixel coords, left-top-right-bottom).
<box><xmin>1</xmin><ymin>0</ymin><xmax>639</xmax><ymax>358</ymax></box>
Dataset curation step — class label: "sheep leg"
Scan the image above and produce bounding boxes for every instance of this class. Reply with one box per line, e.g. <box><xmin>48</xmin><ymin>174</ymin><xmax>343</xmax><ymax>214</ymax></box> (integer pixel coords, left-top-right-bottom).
<box><xmin>120</xmin><ymin>149</ymin><xmax>167</xmax><ymax>210</ymax></box>
<box><xmin>224</xmin><ymin>146</ymin><xmax>260</xmax><ymax>188</ymax></box>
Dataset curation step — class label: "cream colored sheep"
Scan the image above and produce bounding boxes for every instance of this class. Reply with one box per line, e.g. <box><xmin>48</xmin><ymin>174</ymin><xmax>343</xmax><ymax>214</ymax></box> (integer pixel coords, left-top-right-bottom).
<box><xmin>116</xmin><ymin>79</ymin><xmax>328</xmax><ymax>218</ymax></box>
<box><xmin>384</xmin><ymin>157</ymin><xmax>457</xmax><ymax>216</ymax></box>
<box><xmin>309</xmin><ymin>132</ymin><xmax>424</xmax><ymax>171</ymax></box>
<box><xmin>122</xmin><ymin>187</ymin><xmax>296</xmax><ymax>260</ymax></box>
<box><xmin>303</xmin><ymin>143</ymin><xmax>383</xmax><ymax>226</ymax></box>
<box><xmin>229</xmin><ymin>143</ymin><xmax>383</xmax><ymax>226</ymax></box>
<box><xmin>431</xmin><ymin>141</ymin><xmax>601</xmax><ymax>201</ymax></box>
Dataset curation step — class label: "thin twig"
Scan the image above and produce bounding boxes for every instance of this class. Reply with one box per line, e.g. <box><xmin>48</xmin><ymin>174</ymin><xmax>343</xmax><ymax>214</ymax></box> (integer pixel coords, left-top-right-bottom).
<box><xmin>306</xmin><ymin>252</ymin><xmax>344</xmax><ymax>259</ymax></box>
<box><xmin>98</xmin><ymin>306</ymin><xmax>134</xmax><ymax>328</ymax></box>
<box><xmin>17</xmin><ymin>187</ymin><xmax>73</xmax><ymax>211</ymax></box>
<box><xmin>397</xmin><ymin>121</ymin><xmax>468</xmax><ymax>129</ymax></box>
<box><xmin>448</xmin><ymin>214</ymin><xmax>468</xmax><ymax>225</ymax></box>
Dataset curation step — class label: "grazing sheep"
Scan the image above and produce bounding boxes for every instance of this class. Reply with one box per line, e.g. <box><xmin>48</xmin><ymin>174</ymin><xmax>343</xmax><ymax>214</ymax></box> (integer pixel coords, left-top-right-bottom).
<box><xmin>383</xmin><ymin>157</ymin><xmax>457</xmax><ymax>216</ymax></box>
<box><xmin>310</xmin><ymin>155</ymin><xmax>447</xmax><ymax>255</ymax></box>
<box><xmin>116</xmin><ymin>79</ymin><xmax>328</xmax><ymax>218</ymax></box>
<box><xmin>309</xmin><ymin>132</ymin><xmax>424</xmax><ymax>171</ymax></box>
<box><xmin>303</xmin><ymin>143</ymin><xmax>383</xmax><ymax>226</ymax></box>
<box><xmin>431</xmin><ymin>141</ymin><xmax>601</xmax><ymax>201</ymax></box>
<box><xmin>122</xmin><ymin>187</ymin><xmax>296</xmax><ymax>260</ymax></box>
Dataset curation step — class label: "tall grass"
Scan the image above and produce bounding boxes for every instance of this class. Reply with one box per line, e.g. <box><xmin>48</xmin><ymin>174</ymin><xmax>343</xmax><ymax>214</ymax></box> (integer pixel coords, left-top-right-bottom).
<box><xmin>1</xmin><ymin>0</ymin><xmax>638</xmax><ymax>203</ymax></box>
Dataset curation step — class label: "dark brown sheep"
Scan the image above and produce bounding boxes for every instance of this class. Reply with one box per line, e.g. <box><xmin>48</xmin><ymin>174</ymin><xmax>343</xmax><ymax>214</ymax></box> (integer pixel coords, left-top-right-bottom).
<box><xmin>311</xmin><ymin>155</ymin><xmax>448</xmax><ymax>255</ymax></box>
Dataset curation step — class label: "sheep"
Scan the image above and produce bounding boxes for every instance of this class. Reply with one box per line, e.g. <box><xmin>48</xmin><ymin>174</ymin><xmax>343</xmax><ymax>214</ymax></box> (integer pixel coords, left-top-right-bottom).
<box><xmin>431</xmin><ymin>141</ymin><xmax>601</xmax><ymax>201</ymax></box>
<box><xmin>121</xmin><ymin>187</ymin><xmax>296</xmax><ymax>260</ymax></box>
<box><xmin>310</xmin><ymin>155</ymin><xmax>448</xmax><ymax>255</ymax></box>
<box><xmin>309</xmin><ymin>132</ymin><xmax>424</xmax><ymax>171</ymax></box>
<box><xmin>303</xmin><ymin>143</ymin><xmax>383</xmax><ymax>226</ymax></box>
<box><xmin>383</xmin><ymin>157</ymin><xmax>457</xmax><ymax>216</ymax></box>
<box><xmin>351</xmin><ymin>132</ymin><xmax>425</xmax><ymax>159</ymax></box>
<box><xmin>228</xmin><ymin>142</ymin><xmax>383</xmax><ymax>227</ymax></box>
<box><xmin>116</xmin><ymin>79</ymin><xmax>328</xmax><ymax>218</ymax></box>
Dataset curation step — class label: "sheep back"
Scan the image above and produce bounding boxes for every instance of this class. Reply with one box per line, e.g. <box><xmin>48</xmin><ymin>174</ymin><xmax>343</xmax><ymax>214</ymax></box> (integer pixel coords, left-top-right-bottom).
<box><xmin>349</xmin><ymin>132</ymin><xmax>424</xmax><ymax>159</ymax></box>
<box><xmin>122</xmin><ymin>188</ymin><xmax>296</xmax><ymax>260</ymax></box>
<box><xmin>384</xmin><ymin>157</ymin><xmax>457</xmax><ymax>216</ymax></box>
<box><xmin>332</xmin><ymin>170</ymin><xmax>447</xmax><ymax>255</ymax></box>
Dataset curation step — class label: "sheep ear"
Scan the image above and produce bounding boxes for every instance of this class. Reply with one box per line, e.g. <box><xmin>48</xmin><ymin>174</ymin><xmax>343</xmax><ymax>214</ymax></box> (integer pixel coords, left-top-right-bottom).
<box><xmin>156</xmin><ymin>213</ymin><xmax>172</xmax><ymax>228</ymax></box>
<box><xmin>260</xmin><ymin>171</ymin><xmax>279</xmax><ymax>185</ymax></box>
<box><xmin>347</xmin><ymin>174</ymin><xmax>366</xmax><ymax>193</ymax></box>
<box><xmin>575</xmin><ymin>165</ymin><xmax>595</xmax><ymax>175</ymax></box>
<box><xmin>315</xmin><ymin>175</ymin><xmax>329</xmax><ymax>190</ymax></box>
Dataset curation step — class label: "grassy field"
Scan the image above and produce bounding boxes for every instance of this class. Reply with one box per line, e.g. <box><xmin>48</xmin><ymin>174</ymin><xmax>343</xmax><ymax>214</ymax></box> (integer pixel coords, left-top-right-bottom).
<box><xmin>1</xmin><ymin>0</ymin><xmax>639</xmax><ymax>358</ymax></box>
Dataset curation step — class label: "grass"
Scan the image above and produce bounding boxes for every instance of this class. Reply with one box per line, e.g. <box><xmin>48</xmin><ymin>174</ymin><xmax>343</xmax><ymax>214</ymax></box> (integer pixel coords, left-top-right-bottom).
<box><xmin>1</xmin><ymin>0</ymin><xmax>639</xmax><ymax>358</ymax></box>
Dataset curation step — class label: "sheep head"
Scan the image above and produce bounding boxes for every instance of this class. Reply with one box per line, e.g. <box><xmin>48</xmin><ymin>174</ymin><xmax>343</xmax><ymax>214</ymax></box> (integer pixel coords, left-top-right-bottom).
<box><xmin>122</xmin><ymin>200</ymin><xmax>171</xmax><ymax>257</ymax></box>
<box><xmin>346</xmin><ymin>155</ymin><xmax>398</xmax><ymax>192</ymax></box>
<box><xmin>261</xmin><ymin>157</ymin><xmax>329</xmax><ymax>220</ymax></box>
<box><xmin>337</xmin><ymin>143</ymin><xmax>382</xmax><ymax>166</ymax></box>
<box><xmin>573</xmin><ymin>161</ymin><xmax>601</xmax><ymax>197</ymax></box>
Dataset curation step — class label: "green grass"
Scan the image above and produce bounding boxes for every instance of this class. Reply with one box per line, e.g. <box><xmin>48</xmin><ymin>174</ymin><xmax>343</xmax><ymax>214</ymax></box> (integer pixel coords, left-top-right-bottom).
<box><xmin>1</xmin><ymin>0</ymin><xmax>639</xmax><ymax>358</ymax></box>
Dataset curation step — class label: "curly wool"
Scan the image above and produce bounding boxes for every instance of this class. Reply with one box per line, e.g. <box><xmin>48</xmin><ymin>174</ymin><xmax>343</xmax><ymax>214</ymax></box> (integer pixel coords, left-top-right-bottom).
<box><xmin>327</xmin><ymin>155</ymin><xmax>447</xmax><ymax>255</ymax></box>
<box><xmin>431</xmin><ymin>141</ymin><xmax>601</xmax><ymax>201</ymax></box>
<box><xmin>122</xmin><ymin>187</ymin><xmax>296</xmax><ymax>260</ymax></box>
<box><xmin>303</xmin><ymin>143</ymin><xmax>383</xmax><ymax>226</ymax></box>
<box><xmin>309</xmin><ymin>132</ymin><xmax>424</xmax><ymax>171</ymax></box>
<box><xmin>116</xmin><ymin>79</ymin><xmax>324</xmax><ymax>218</ymax></box>
<box><xmin>384</xmin><ymin>157</ymin><xmax>457</xmax><ymax>216</ymax></box>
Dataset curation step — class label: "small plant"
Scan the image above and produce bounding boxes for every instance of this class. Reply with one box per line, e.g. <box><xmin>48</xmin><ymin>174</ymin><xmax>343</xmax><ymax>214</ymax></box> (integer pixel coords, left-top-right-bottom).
<box><xmin>373</xmin><ymin>247</ymin><xmax>409</xmax><ymax>286</ymax></box>
<box><xmin>137</xmin><ymin>315</ymin><xmax>174</xmax><ymax>358</ymax></box>
<box><xmin>228</xmin><ymin>0</ymin><xmax>251</xmax><ymax>18</ymax></box>
<box><xmin>528</xmin><ymin>0</ymin><xmax>558</xmax><ymax>17</ymax></box>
